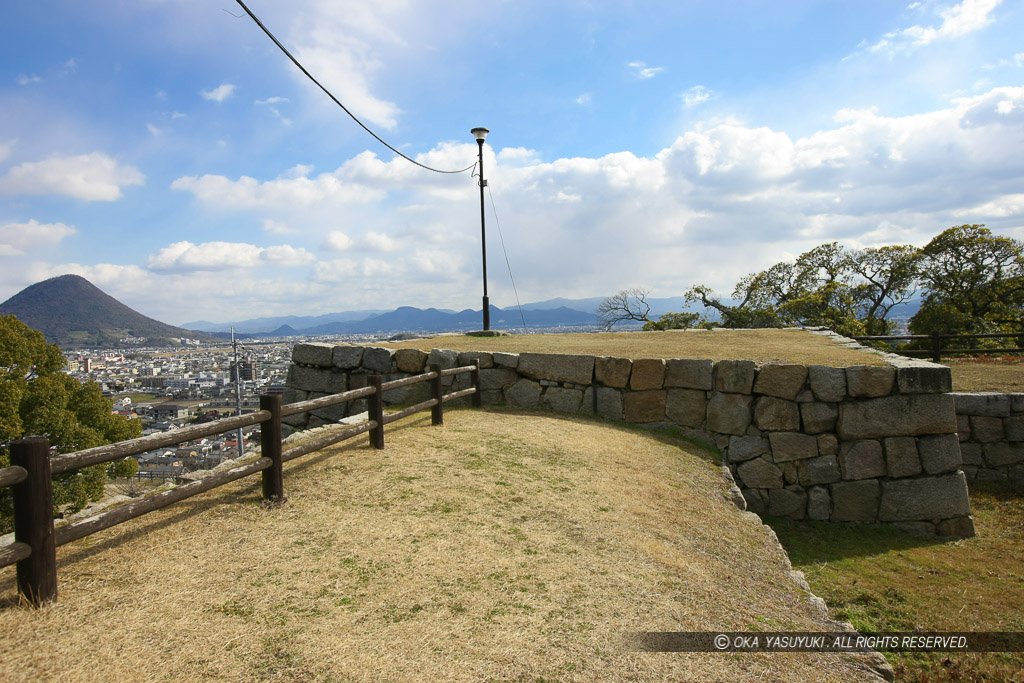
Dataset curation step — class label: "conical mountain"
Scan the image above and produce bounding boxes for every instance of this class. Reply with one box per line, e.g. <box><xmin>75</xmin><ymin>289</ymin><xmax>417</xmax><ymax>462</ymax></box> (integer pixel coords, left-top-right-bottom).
<box><xmin>0</xmin><ymin>274</ymin><xmax>210</xmax><ymax>348</ymax></box>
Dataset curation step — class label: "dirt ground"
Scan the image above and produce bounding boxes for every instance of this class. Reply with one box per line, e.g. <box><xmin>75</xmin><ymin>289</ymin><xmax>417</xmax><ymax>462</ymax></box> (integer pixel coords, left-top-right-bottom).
<box><xmin>1</xmin><ymin>410</ymin><xmax>885</xmax><ymax>682</ymax></box>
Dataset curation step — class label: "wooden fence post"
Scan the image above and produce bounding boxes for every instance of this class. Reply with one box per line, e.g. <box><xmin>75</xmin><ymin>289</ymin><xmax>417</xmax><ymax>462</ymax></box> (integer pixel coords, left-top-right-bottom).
<box><xmin>11</xmin><ymin>438</ymin><xmax>58</xmax><ymax>606</ymax></box>
<box><xmin>430</xmin><ymin>364</ymin><xmax>444</xmax><ymax>426</ymax></box>
<box><xmin>259</xmin><ymin>394</ymin><xmax>284</xmax><ymax>503</ymax></box>
<box><xmin>369</xmin><ymin>375</ymin><xmax>385</xmax><ymax>449</ymax></box>
<box><xmin>931</xmin><ymin>331</ymin><xmax>942</xmax><ymax>363</ymax></box>
<box><xmin>471</xmin><ymin>360</ymin><xmax>482</xmax><ymax>407</ymax></box>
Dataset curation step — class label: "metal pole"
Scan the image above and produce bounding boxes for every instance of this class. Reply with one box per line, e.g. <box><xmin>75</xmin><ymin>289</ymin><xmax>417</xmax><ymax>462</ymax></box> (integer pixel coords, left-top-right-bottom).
<box><xmin>232</xmin><ymin>328</ymin><xmax>244</xmax><ymax>458</ymax></box>
<box><xmin>477</xmin><ymin>138</ymin><xmax>490</xmax><ymax>331</ymax></box>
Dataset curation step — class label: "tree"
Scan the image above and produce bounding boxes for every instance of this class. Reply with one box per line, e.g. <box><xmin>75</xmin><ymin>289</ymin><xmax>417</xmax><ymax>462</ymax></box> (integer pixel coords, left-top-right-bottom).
<box><xmin>0</xmin><ymin>315</ymin><xmax>142</xmax><ymax>533</ymax></box>
<box><xmin>909</xmin><ymin>225</ymin><xmax>1024</xmax><ymax>347</ymax></box>
<box><xmin>849</xmin><ymin>245</ymin><xmax>920</xmax><ymax>336</ymax></box>
<box><xmin>597</xmin><ymin>288</ymin><xmax>654</xmax><ymax>330</ymax></box>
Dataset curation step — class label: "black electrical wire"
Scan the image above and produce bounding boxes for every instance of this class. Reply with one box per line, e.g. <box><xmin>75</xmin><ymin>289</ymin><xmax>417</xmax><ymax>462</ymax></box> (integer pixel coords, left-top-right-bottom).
<box><xmin>484</xmin><ymin>182</ymin><xmax>529</xmax><ymax>332</ymax></box>
<box><xmin>233</xmin><ymin>0</ymin><xmax>475</xmax><ymax>175</ymax></box>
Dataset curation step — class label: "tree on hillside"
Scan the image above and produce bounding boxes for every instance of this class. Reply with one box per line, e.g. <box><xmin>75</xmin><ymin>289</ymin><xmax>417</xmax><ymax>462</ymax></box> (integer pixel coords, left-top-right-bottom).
<box><xmin>0</xmin><ymin>314</ymin><xmax>142</xmax><ymax>533</ymax></box>
<box><xmin>909</xmin><ymin>225</ymin><xmax>1024</xmax><ymax>348</ymax></box>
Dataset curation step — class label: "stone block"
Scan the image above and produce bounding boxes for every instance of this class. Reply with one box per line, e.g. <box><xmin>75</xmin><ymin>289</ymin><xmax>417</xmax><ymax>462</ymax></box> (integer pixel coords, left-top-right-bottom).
<box><xmin>781</xmin><ymin>462</ymin><xmax>799</xmax><ymax>485</ymax></box>
<box><xmin>753</xmin><ymin>364</ymin><xmax>808</xmax><ymax>400</ymax></box>
<box><xmin>624</xmin><ymin>390</ymin><xmax>667</xmax><ymax>423</ymax></box>
<box><xmin>593</xmin><ymin>387</ymin><xmax>623</xmax><ymax>420</ymax></box>
<box><xmin>753</xmin><ymin>397</ymin><xmax>800</xmax><ymax>431</ymax></box>
<box><xmin>1012</xmin><ymin>394</ymin><xmax>1024</xmax><ymax>413</ymax></box>
<box><xmin>311</xmin><ymin>395</ymin><xmax>348</xmax><ymax>422</ymax></box>
<box><xmin>846</xmin><ymin>366</ymin><xmax>895</xmax><ymax>398</ymax></box>
<box><xmin>291</xmin><ymin>342</ymin><xmax>334</xmax><ymax>367</ymax></box>
<box><xmin>984</xmin><ymin>442</ymin><xmax>1024</xmax><ymax>467</ymax></box>
<box><xmin>492</xmin><ymin>352</ymin><xmax>519</xmax><ymax>368</ymax></box>
<box><xmin>878</xmin><ymin>472</ymin><xmax>972</xmax><ymax>522</ymax></box>
<box><xmin>970</xmin><ymin>416</ymin><xmax>1005</xmax><ymax>442</ymax></box>
<box><xmin>808</xmin><ymin>365</ymin><xmax>847</xmax><ymax>402</ymax></box>
<box><xmin>427</xmin><ymin>348</ymin><xmax>460</xmax><ymax>370</ymax></box>
<box><xmin>831</xmin><ymin>479</ymin><xmax>880</xmax><ymax>522</ymax></box>
<box><xmin>937</xmin><ymin>517</ymin><xmax>975</xmax><ymax>538</ymax></box>
<box><xmin>897</xmin><ymin>365</ymin><xmax>952</xmax><ymax>394</ymax></box>
<box><xmin>796</xmin><ymin>389</ymin><xmax>815</xmax><ymax>403</ymax></box>
<box><xmin>281</xmin><ymin>387</ymin><xmax>308</xmax><ymax>406</ymax></box>
<box><xmin>595</xmin><ymin>356</ymin><xmax>632</xmax><ymax>388</ymax></box>
<box><xmin>883</xmin><ymin>437</ymin><xmax>922</xmax><ymax>478</ymax></box>
<box><xmin>362</xmin><ymin>347</ymin><xmax>394</xmax><ymax>373</ymax></box>
<box><xmin>394</xmin><ymin>348</ymin><xmax>428</xmax><ymax>373</ymax></box>
<box><xmin>817</xmin><ymin>433</ymin><xmax>838</xmax><ymax>455</ymax></box>
<box><xmin>956</xmin><ymin>414</ymin><xmax>971</xmax><ymax>441</ymax></box>
<box><xmin>839</xmin><ymin>440</ymin><xmax>887</xmax><ymax>480</ymax></box>
<box><xmin>287</xmin><ymin>364</ymin><xmax>346</xmax><ymax>394</ymax></box>
<box><xmin>383</xmin><ymin>377</ymin><xmax>430</xmax><ymax>406</ymax></box>
<box><xmin>737</xmin><ymin>457</ymin><xmax>784</xmax><ymax>489</ymax></box>
<box><xmin>665</xmin><ymin>358</ymin><xmax>713</xmax><ymax>390</ymax></box>
<box><xmin>630</xmin><ymin>358</ymin><xmax>666</xmax><ymax>390</ymax></box>
<box><xmin>768</xmin><ymin>486</ymin><xmax>807</xmax><ymax>519</ymax></box>
<box><xmin>768</xmin><ymin>432</ymin><xmax>819</xmax><ymax>462</ymax></box>
<box><xmin>543</xmin><ymin>386</ymin><xmax>583</xmax><ymax>413</ymax></box>
<box><xmin>458</xmin><ymin>351</ymin><xmax>494</xmax><ymax>369</ymax></box>
<box><xmin>918</xmin><ymin>434</ymin><xmax>962</xmax><ymax>475</ymax></box>
<box><xmin>953</xmin><ymin>393</ymin><xmax>1011</xmax><ymax>417</ymax></box>
<box><xmin>838</xmin><ymin>394</ymin><xmax>957</xmax><ymax>439</ymax></box>
<box><xmin>798</xmin><ymin>454</ymin><xmax>841</xmax><ymax>486</ymax></box>
<box><xmin>506</xmin><ymin>379</ymin><xmax>542</xmax><ymax>408</ymax></box>
<box><xmin>332</xmin><ymin>345</ymin><xmax>364</xmax><ymax>370</ymax></box>
<box><xmin>479</xmin><ymin>367</ymin><xmax>520</xmax><ymax>391</ymax></box>
<box><xmin>518</xmin><ymin>353</ymin><xmax>594</xmax><ymax>385</ymax></box>
<box><xmin>1007</xmin><ymin>416</ymin><xmax>1024</xmax><ymax>442</ymax></box>
<box><xmin>706</xmin><ymin>392</ymin><xmax>753</xmax><ymax>435</ymax></box>
<box><xmin>807</xmin><ymin>486</ymin><xmax>831</xmax><ymax>521</ymax></box>
<box><xmin>800</xmin><ymin>402</ymin><xmax>838</xmax><ymax>434</ymax></box>
<box><xmin>958</xmin><ymin>442</ymin><xmax>984</xmax><ymax>466</ymax></box>
<box><xmin>666</xmin><ymin>389</ymin><xmax>706</xmax><ymax>428</ymax></box>
<box><xmin>727</xmin><ymin>435</ymin><xmax>769</xmax><ymax>463</ymax></box>
<box><xmin>715</xmin><ymin>360</ymin><xmax>756</xmax><ymax>394</ymax></box>
<box><xmin>742</xmin><ymin>489</ymin><xmax>768</xmax><ymax>516</ymax></box>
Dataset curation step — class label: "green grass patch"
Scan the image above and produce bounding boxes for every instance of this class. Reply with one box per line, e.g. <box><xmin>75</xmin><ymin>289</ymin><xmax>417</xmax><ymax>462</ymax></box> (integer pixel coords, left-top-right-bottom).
<box><xmin>768</xmin><ymin>481</ymin><xmax>1024</xmax><ymax>682</ymax></box>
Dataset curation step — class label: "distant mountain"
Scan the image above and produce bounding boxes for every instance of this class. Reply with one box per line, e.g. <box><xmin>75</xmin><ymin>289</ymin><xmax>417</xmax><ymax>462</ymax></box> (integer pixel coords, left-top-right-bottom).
<box><xmin>181</xmin><ymin>309</ymin><xmax>390</xmax><ymax>333</ymax></box>
<box><xmin>0</xmin><ymin>274</ymin><xmax>213</xmax><ymax>348</ymax></box>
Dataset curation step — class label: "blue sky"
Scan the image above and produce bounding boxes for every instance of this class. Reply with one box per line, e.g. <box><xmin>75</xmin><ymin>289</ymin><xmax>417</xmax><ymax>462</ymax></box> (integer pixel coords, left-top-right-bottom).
<box><xmin>1</xmin><ymin>0</ymin><xmax>1022</xmax><ymax>326</ymax></box>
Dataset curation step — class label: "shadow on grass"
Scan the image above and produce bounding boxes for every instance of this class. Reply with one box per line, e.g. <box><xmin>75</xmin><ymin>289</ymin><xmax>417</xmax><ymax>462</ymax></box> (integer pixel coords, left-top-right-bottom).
<box><xmin>765</xmin><ymin>515</ymin><xmax>951</xmax><ymax>564</ymax></box>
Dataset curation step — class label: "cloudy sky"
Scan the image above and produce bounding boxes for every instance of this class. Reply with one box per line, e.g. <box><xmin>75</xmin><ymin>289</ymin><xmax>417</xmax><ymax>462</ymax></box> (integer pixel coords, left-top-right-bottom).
<box><xmin>1</xmin><ymin>0</ymin><xmax>1022</xmax><ymax>326</ymax></box>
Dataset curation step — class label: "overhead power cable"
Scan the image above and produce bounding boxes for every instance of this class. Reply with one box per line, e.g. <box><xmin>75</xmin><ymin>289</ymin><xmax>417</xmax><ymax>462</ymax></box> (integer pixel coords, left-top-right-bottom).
<box><xmin>233</xmin><ymin>0</ymin><xmax>475</xmax><ymax>175</ymax></box>
<box><xmin>483</xmin><ymin>181</ymin><xmax>528</xmax><ymax>332</ymax></box>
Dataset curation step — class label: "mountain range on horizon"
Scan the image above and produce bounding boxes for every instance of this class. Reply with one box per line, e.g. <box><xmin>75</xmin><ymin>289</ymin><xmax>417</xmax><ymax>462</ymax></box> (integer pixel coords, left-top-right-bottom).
<box><xmin>1</xmin><ymin>275</ymin><xmax>923</xmax><ymax>349</ymax></box>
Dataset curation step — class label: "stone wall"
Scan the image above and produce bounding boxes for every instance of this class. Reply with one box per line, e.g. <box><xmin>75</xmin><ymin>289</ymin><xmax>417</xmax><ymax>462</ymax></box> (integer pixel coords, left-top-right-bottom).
<box><xmin>954</xmin><ymin>392</ymin><xmax>1024</xmax><ymax>484</ymax></box>
<box><xmin>285</xmin><ymin>342</ymin><xmax>975</xmax><ymax>537</ymax></box>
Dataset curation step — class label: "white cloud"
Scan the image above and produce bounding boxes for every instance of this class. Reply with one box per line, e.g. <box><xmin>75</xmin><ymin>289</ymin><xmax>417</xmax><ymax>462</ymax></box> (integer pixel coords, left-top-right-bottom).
<box><xmin>321</xmin><ymin>230</ymin><xmax>353</xmax><ymax>251</ymax></box>
<box><xmin>362</xmin><ymin>231</ymin><xmax>397</xmax><ymax>252</ymax></box>
<box><xmin>0</xmin><ymin>139</ymin><xmax>14</xmax><ymax>162</ymax></box>
<box><xmin>575</xmin><ymin>93</ymin><xmax>592</xmax><ymax>106</ymax></box>
<box><xmin>682</xmin><ymin>85</ymin><xmax>712</xmax><ymax>108</ymax></box>
<box><xmin>147</xmin><ymin>123</ymin><xmax>164</xmax><ymax>136</ymax></box>
<box><xmin>146</xmin><ymin>240</ymin><xmax>313</xmax><ymax>272</ymax></box>
<box><xmin>628</xmin><ymin>61</ymin><xmax>663</xmax><ymax>79</ymax></box>
<box><xmin>262</xmin><ymin>219</ymin><xmax>299</xmax><ymax>235</ymax></box>
<box><xmin>200</xmin><ymin>83</ymin><xmax>235</xmax><ymax>102</ymax></box>
<box><xmin>870</xmin><ymin>0</ymin><xmax>1001</xmax><ymax>53</ymax></box>
<box><xmin>0</xmin><ymin>220</ymin><xmax>76</xmax><ymax>256</ymax></box>
<box><xmin>16</xmin><ymin>74</ymin><xmax>41</xmax><ymax>85</ymax></box>
<box><xmin>255</xmin><ymin>96</ymin><xmax>291</xmax><ymax>125</ymax></box>
<box><xmin>0</xmin><ymin>153</ymin><xmax>144</xmax><ymax>201</ymax></box>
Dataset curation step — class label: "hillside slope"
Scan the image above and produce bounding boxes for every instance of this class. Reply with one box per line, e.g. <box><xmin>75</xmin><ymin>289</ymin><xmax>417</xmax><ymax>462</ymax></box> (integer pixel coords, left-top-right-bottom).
<box><xmin>0</xmin><ymin>274</ymin><xmax>209</xmax><ymax>348</ymax></box>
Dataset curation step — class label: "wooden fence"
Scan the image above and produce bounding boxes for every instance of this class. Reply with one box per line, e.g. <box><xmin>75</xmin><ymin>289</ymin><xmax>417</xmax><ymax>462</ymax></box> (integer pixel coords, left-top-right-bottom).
<box><xmin>0</xmin><ymin>363</ymin><xmax>481</xmax><ymax>606</ymax></box>
<box><xmin>852</xmin><ymin>331</ymin><xmax>1024</xmax><ymax>362</ymax></box>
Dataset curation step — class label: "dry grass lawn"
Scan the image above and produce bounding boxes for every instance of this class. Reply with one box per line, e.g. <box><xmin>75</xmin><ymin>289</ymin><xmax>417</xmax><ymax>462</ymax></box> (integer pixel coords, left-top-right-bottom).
<box><xmin>383</xmin><ymin>329</ymin><xmax>885</xmax><ymax>367</ymax></box>
<box><xmin>1</xmin><ymin>410</ymin><xmax>881</xmax><ymax>682</ymax></box>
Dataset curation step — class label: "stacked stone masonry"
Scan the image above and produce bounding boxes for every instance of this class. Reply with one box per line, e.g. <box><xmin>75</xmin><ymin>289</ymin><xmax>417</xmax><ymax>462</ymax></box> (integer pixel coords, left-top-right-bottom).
<box><xmin>285</xmin><ymin>342</ymin><xmax>976</xmax><ymax>538</ymax></box>
<box><xmin>954</xmin><ymin>392</ymin><xmax>1024</xmax><ymax>484</ymax></box>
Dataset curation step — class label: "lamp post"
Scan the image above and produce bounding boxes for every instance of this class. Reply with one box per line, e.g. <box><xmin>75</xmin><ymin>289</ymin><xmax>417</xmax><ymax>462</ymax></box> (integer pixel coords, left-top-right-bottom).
<box><xmin>471</xmin><ymin>126</ymin><xmax>490</xmax><ymax>331</ymax></box>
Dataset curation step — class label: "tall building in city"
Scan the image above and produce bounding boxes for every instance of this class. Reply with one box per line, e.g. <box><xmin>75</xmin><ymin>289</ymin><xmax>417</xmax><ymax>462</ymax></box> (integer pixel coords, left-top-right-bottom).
<box><xmin>231</xmin><ymin>359</ymin><xmax>257</xmax><ymax>383</ymax></box>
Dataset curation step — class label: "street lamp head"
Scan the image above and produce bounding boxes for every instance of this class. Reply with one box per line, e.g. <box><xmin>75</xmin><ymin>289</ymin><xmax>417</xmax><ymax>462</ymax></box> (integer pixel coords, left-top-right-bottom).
<box><xmin>471</xmin><ymin>127</ymin><xmax>489</xmax><ymax>143</ymax></box>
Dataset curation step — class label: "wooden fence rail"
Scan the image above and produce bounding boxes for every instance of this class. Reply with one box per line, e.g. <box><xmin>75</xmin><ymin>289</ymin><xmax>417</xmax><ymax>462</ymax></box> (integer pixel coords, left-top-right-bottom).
<box><xmin>852</xmin><ymin>330</ymin><xmax>1024</xmax><ymax>362</ymax></box>
<box><xmin>0</xmin><ymin>363</ymin><xmax>479</xmax><ymax>606</ymax></box>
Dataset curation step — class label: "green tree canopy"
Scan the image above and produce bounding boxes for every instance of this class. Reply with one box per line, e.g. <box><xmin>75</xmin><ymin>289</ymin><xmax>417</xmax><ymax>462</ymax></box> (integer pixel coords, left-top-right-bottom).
<box><xmin>1</xmin><ymin>314</ymin><xmax>142</xmax><ymax>532</ymax></box>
